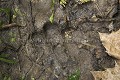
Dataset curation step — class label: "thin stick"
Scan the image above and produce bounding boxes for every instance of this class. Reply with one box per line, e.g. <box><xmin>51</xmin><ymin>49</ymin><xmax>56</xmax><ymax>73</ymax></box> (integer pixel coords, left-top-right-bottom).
<box><xmin>0</xmin><ymin>23</ymin><xmax>22</xmax><ymax>30</ymax></box>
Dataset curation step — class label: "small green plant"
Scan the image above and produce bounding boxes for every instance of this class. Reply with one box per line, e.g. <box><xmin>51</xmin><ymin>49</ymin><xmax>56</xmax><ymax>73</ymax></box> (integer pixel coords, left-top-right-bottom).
<box><xmin>49</xmin><ymin>12</ymin><xmax>54</xmax><ymax>23</ymax></box>
<box><xmin>0</xmin><ymin>21</ymin><xmax>4</xmax><ymax>27</ymax></box>
<box><xmin>60</xmin><ymin>0</ymin><xmax>67</xmax><ymax>7</ymax></box>
<box><xmin>0</xmin><ymin>8</ymin><xmax>11</xmax><ymax>19</ymax></box>
<box><xmin>49</xmin><ymin>0</ymin><xmax>67</xmax><ymax>23</ymax></box>
<box><xmin>31</xmin><ymin>77</ymin><xmax>35</xmax><ymax>80</ymax></box>
<box><xmin>0</xmin><ymin>7</ymin><xmax>24</xmax><ymax>28</ymax></box>
<box><xmin>12</xmin><ymin>6</ymin><xmax>24</xmax><ymax>22</ymax></box>
<box><xmin>10</xmin><ymin>37</ymin><xmax>16</xmax><ymax>42</ymax></box>
<box><xmin>68</xmin><ymin>69</ymin><xmax>80</xmax><ymax>80</ymax></box>
<box><xmin>0</xmin><ymin>8</ymin><xmax>11</xmax><ymax>27</ymax></box>
<box><xmin>0</xmin><ymin>53</ymin><xmax>16</xmax><ymax>64</ymax></box>
<box><xmin>3</xmin><ymin>76</ymin><xmax>11</xmax><ymax>80</ymax></box>
<box><xmin>0</xmin><ymin>8</ymin><xmax>17</xmax><ymax>64</ymax></box>
<box><xmin>49</xmin><ymin>0</ymin><xmax>55</xmax><ymax>23</ymax></box>
<box><xmin>9</xmin><ymin>32</ymin><xmax>16</xmax><ymax>42</ymax></box>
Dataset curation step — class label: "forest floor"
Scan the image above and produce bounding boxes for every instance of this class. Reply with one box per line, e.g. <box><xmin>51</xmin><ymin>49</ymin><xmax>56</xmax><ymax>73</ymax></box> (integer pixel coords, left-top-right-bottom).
<box><xmin>0</xmin><ymin>0</ymin><xmax>120</xmax><ymax>80</ymax></box>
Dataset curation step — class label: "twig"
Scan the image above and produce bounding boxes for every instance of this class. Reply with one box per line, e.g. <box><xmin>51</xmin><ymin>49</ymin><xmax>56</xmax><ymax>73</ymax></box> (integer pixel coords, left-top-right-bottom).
<box><xmin>0</xmin><ymin>23</ymin><xmax>23</xmax><ymax>30</ymax></box>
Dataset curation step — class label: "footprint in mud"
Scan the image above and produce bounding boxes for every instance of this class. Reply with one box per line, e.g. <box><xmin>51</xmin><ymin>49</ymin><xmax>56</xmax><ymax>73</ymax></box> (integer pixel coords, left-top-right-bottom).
<box><xmin>43</xmin><ymin>22</ymin><xmax>64</xmax><ymax>46</ymax></box>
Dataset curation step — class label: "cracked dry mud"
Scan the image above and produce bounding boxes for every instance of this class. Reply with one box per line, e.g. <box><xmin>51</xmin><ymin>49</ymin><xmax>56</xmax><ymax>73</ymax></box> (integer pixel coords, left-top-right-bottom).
<box><xmin>0</xmin><ymin>0</ymin><xmax>120</xmax><ymax>80</ymax></box>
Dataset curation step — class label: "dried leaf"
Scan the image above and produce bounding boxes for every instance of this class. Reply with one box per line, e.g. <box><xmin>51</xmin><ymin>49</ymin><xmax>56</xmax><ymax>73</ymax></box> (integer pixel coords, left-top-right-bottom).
<box><xmin>91</xmin><ymin>30</ymin><xmax>120</xmax><ymax>80</ymax></box>
<box><xmin>91</xmin><ymin>62</ymin><xmax>120</xmax><ymax>80</ymax></box>
<box><xmin>99</xmin><ymin>29</ymin><xmax>120</xmax><ymax>59</ymax></box>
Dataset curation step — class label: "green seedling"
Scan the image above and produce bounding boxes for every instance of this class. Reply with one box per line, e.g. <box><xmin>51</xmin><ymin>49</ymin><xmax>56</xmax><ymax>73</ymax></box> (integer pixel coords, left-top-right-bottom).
<box><xmin>9</xmin><ymin>32</ymin><xmax>16</xmax><ymax>42</ymax></box>
<box><xmin>68</xmin><ymin>69</ymin><xmax>80</xmax><ymax>80</ymax></box>
<box><xmin>60</xmin><ymin>0</ymin><xmax>67</xmax><ymax>7</ymax></box>
<box><xmin>49</xmin><ymin>0</ymin><xmax>55</xmax><ymax>23</ymax></box>
<box><xmin>10</xmin><ymin>37</ymin><xmax>16</xmax><ymax>42</ymax></box>
<box><xmin>0</xmin><ymin>54</ymin><xmax>16</xmax><ymax>64</ymax></box>
<box><xmin>0</xmin><ymin>8</ymin><xmax>11</xmax><ymax>19</ymax></box>
<box><xmin>49</xmin><ymin>13</ymin><xmax>54</xmax><ymax>23</ymax></box>
<box><xmin>0</xmin><ymin>21</ymin><xmax>4</xmax><ymax>27</ymax></box>
<box><xmin>3</xmin><ymin>76</ymin><xmax>11</xmax><ymax>80</ymax></box>
<box><xmin>12</xmin><ymin>6</ymin><xmax>24</xmax><ymax>21</ymax></box>
<box><xmin>49</xmin><ymin>0</ymin><xmax>67</xmax><ymax>23</ymax></box>
<box><xmin>0</xmin><ymin>57</ymin><xmax>16</xmax><ymax>64</ymax></box>
<box><xmin>0</xmin><ymin>8</ymin><xmax>11</xmax><ymax>27</ymax></box>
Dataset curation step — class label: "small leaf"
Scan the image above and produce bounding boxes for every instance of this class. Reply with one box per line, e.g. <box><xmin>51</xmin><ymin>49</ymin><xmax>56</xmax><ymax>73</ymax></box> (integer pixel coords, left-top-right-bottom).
<box><xmin>31</xmin><ymin>77</ymin><xmax>35</xmax><ymax>80</ymax></box>
<box><xmin>0</xmin><ymin>8</ymin><xmax>10</xmax><ymax>13</ymax></box>
<box><xmin>14</xmin><ymin>7</ymin><xmax>23</xmax><ymax>16</ymax></box>
<box><xmin>0</xmin><ymin>57</ymin><xmax>16</xmax><ymax>64</ymax></box>
<box><xmin>7</xmin><ymin>77</ymin><xmax>11</xmax><ymax>80</ymax></box>
<box><xmin>3</xmin><ymin>76</ymin><xmax>7</xmax><ymax>80</ymax></box>
<box><xmin>0</xmin><ymin>39</ymin><xmax>2</xmax><ymax>44</ymax></box>
<box><xmin>60</xmin><ymin>0</ymin><xmax>67</xmax><ymax>7</ymax></box>
<box><xmin>0</xmin><ymin>21</ymin><xmax>4</xmax><ymax>27</ymax></box>
<box><xmin>19</xmin><ymin>76</ymin><xmax>25</xmax><ymax>80</ymax></box>
<box><xmin>12</xmin><ymin>7</ymin><xmax>20</xmax><ymax>21</ymax></box>
<box><xmin>0</xmin><ymin>54</ymin><xmax>10</xmax><ymax>58</ymax></box>
<box><xmin>68</xmin><ymin>69</ymin><xmax>80</xmax><ymax>80</ymax></box>
<box><xmin>10</xmin><ymin>38</ymin><xmax>16</xmax><ymax>42</ymax></box>
<box><xmin>51</xmin><ymin>0</ymin><xmax>55</xmax><ymax>9</ymax></box>
<box><xmin>49</xmin><ymin>13</ymin><xmax>54</xmax><ymax>23</ymax></box>
<box><xmin>0</xmin><ymin>8</ymin><xmax>10</xmax><ymax>17</ymax></box>
<box><xmin>52</xmin><ymin>0</ymin><xmax>55</xmax><ymax>4</ymax></box>
<box><xmin>3</xmin><ymin>76</ymin><xmax>11</xmax><ymax>80</ymax></box>
<box><xmin>12</xmin><ymin>15</ymin><xmax>17</xmax><ymax>19</ymax></box>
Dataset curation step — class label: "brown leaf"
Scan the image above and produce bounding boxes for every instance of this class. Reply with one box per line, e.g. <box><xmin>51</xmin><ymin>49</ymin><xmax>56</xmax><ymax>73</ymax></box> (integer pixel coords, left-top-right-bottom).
<box><xmin>91</xmin><ymin>62</ymin><xmax>120</xmax><ymax>80</ymax></box>
<box><xmin>91</xmin><ymin>30</ymin><xmax>120</xmax><ymax>80</ymax></box>
<box><xmin>99</xmin><ymin>29</ymin><xmax>120</xmax><ymax>59</ymax></box>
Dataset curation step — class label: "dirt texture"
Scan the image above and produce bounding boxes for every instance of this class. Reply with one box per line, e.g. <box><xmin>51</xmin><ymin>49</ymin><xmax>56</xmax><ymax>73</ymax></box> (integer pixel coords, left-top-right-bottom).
<box><xmin>0</xmin><ymin>0</ymin><xmax>120</xmax><ymax>80</ymax></box>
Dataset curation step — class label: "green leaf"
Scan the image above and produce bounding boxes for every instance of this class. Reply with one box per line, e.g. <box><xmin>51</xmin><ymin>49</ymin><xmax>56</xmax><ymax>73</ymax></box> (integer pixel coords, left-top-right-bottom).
<box><xmin>0</xmin><ymin>21</ymin><xmax>4</xmax><ymax>28</ymax></box>
<box><xmin>51</xmin><ymin>0</ymin><xmax>55</xmax><ymax>9</ymax></box>
<box><xmin>49</xmin><ymin>13</ymin><xmax>54</xmax><ymax>23</ymax></box>
<box><xmin>13</xmin><ymin>7</ymin><xmax>23</xmax><ymax>18</ymax></box>
<box><xmin>3</xmin><ymin>76</ymin><xmax>7</xmax><ymax>80</ymax></box>
<box><xmin>0</xmin><ymin>8</ymin><xmax>11</xmax><ymax>23</ymax></box>
<box><xmin>0</xmin><ymin>54</ymin><xmax>10</xmax><ymax>58</ymax></box>
<box><xmin>68</xmin><ymin>69</ymin><xmax>80</xmax><ymax>80</ymax></box>
<box><xmin>19</xmin><ymin>76</ymin><xmax>25</xmax><ymax>80</ymax></box>
<box><xmin>52</xmin><ymin>0</ymin><xmax>55</xmax><ymax>4</ymax></box>
<box><xmin>31</xmin><ymin>77</ymin><xmax>35</xmax><ymax>80</ymax></box>
<box><xmin>0</xmin><ymin>57</ymin><xmax>16</xmax><ymax>64</ymax></box>
<box><xmin>60</xmin><ymin>0</ymin><xmax>67</xmax><ymax>7</ymax></box>
<box><xmin>7</xmin><ymin>77</ymin><xmax>11</xmax><ymax>80</ymax></box>
<box><xmin>3</xmin><ymin>76</ymin><xmax>11</xmax><ymax>80</ymax></box>
<box><xmin>10</xmin><ymin>38</ymin><xmax>16</xmax><ymax>42</ymax></box>
<box><xmin>0</xmin><ymin>39</ymin><xmax>2</xmax><ymax>44</ymax></box>
<box><xmin>0</xmin><ymin>8</ymin><xmax>10</xmax><ymax>13</ymax></box>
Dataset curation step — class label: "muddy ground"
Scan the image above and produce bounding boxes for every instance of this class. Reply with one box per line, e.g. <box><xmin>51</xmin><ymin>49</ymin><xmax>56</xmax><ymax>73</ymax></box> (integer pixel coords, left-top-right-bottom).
<box><xmin>0</xmin><ymin>0</ymin><xmax>120</xmax><ymax>80</ymax></box>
